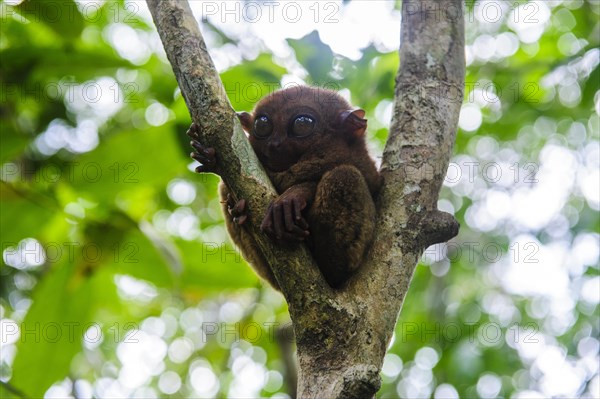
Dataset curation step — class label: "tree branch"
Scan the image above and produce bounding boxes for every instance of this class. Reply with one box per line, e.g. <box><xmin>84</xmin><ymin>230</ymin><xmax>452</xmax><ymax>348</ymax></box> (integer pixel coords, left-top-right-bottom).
<box><xmin>358</xmin><ymin>0</ymin><xmax>465</xmax><ymax>334</ymax></box>
<box><xmin>145</xmin><ymin>0</ymin><xmax>332</xmax><ymax>304</ymax></box>
<box><xmin>146</xmin><ymin>0</ymin><xmax>464</xmax><ymax>397</ymax></box>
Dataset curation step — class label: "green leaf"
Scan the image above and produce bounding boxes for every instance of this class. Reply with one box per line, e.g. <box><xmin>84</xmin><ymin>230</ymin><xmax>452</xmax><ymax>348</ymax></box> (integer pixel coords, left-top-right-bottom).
<box><xmin>80</xmin><ymin>214</ymin><xmax>177</xmax><ymax>287</ymax></box>
<box><xmin>111</xmin><ymin>228</ymin><xmax>177</xmax><ymax>287</ymax></box>
<box><xmin>16</xmin><ymin>0</ymin><xmax>84</xmax><ymax>39</ymax></box>
<box><xmin>287</xmin><ymin>31</ymin><xmax>335</xmax><ymax>84</ymax></box>
<box><xmin>0</xmin><ymin>127</ymin><xmax>29</xmax><ymax>164</ymax></box>
<box><xmin>0</xmin><ymin>190</ymin><xmax>56</xmax><ymax>245</ymax></box>
<box><xmin>0</xmin><ymin>46</ymin><xmax>134</xmax><ymax>86</ymax></box>
<box><xmin>10</xmin><ymin>261</ymin><xmax>93</xmax><ymax>398</ymax></box>
<box><xmin>221</xmin><ymin>54</ymin><xmax>287</xmax><ymax>111</ymax></box>
<box><xmin>176</xmin><ymin>239</ymin><xmax>259</xmax><ymax>293</ymax></box>
<box><xmin>0</xmin><ymin>383</ymin><xmax>24</xmax><ymax>399</ymax></box>
<box><xmin>70</xmin><ymin>125</ymin><xmax>187</xmax><ymax>204</ymax></box>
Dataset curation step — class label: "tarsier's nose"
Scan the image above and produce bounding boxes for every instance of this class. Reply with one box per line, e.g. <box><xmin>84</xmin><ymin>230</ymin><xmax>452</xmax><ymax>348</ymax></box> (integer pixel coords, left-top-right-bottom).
<box><xmin>268</xmin><ymin>138</ymin><xmax>283</xmax><ymax>149</ymax></box>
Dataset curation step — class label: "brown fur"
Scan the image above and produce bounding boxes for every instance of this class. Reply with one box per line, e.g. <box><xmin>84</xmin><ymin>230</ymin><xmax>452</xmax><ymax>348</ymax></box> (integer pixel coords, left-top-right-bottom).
<box><xmin>219</xmin><ymin>86</ymin><xmax>381</xmax><ymax>288</ymax></box>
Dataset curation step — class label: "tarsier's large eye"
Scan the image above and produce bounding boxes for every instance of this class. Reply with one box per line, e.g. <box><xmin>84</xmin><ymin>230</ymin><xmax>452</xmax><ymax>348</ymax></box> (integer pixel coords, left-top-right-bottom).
<box><xmin>253</xmin><ymin>115</ymin><xmax>273</xmax><ymax>138</ymax></box>
<box><xmin>291</xmin><ymin>115</ymin><xmax>316</xmax><ymax>137</ymax></box>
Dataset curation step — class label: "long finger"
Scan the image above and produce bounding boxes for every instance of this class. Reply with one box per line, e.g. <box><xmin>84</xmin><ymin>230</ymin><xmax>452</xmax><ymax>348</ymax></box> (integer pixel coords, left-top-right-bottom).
<box><xmin>272</xmin><ymin>203</ymin><xmax>284</xmax><ymax>239</ymax></box>
<box><xmin>186</xmin><ymin>123</ymin><xmax>199</xmax><ymax>138</ymax></box>
<box><xmin>280</xmin><ymin>231</ymin><xmax>307</xmax><ymax>242</ymax></box>
<box><xmin>191</xmin><ymin>151</ymin><xmax>214</xmax><ymax>165</ymax></box>
<box><xmin>261</xmin><ymin>206</ymin><xmax>273</xmax><ymax>234</ymax></box>
<box><xmin>283</xmin><ymin>201</ymin><xmax>295</xmax><ymax>232</ymax></box>
<box><xmin>292</xmin><ymin>198</ymin><xmax>302</xmax><ymax>221</ymax></box>
<box><xmin>287</xmin><ymin>224</ymin><xmax>309</xmax><ymax>239</ymax></box>
<box><xmin>190</xmin><ymin>141</ymin><xmax>216</xmax><ymax>159</ymax></box>
<box><xmin>297</xmin><ymin>217</ymin><xmax>309</xmax><ymax>230</ymax></box>
<box><xmin>233</xmin><ymin>214</ymin><xmax>247</xmax><ymax>225</ymax></box>
<box><xmin>231</xmin><ymin>199</ymin><xmax>246</xmax><ymax>217</ymax></box>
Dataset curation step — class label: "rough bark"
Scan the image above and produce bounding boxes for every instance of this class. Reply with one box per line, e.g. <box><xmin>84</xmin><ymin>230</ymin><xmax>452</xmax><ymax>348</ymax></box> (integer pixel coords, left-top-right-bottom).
<box><xmin>146</xmin><ymin>0</ymin><xmax>464</xmax><ymax>397</ymax></box>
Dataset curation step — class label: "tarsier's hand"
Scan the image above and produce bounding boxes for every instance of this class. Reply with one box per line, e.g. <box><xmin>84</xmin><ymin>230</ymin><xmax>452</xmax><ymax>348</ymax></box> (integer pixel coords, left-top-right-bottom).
<box><xmin>187</xmin><ymin>123</ymin><xmax>217</xmax><ymax>173</ymax></box>
<box><xmin>261</xmin><ymin>188</ymin><xmax>310</xmax><ymax>242</ymax></box>
<box><xmin>226</xmin><ymin>194</ymin><xmax>248</xmax><ymax>226</ymax></box>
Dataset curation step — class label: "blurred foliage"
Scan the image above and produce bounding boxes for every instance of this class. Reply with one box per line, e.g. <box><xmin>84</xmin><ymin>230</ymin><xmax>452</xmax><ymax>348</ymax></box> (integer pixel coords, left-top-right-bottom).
<box><xmin>0</xmin><ymin>0</ymin><xmax>599</xmax><ymax>398</ymax></box>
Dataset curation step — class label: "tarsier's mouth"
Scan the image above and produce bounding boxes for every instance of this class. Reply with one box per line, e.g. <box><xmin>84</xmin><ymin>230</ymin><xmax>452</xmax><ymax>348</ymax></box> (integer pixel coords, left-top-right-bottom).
<box><xmin>264</xmin><ymin>158</ymin><xmax>291</xmax><ymax>172</ymax></box>
<box><xmin>261</xmin><ymin>153</ymin><xmax>295</xmax><ymax>172</ymax></box>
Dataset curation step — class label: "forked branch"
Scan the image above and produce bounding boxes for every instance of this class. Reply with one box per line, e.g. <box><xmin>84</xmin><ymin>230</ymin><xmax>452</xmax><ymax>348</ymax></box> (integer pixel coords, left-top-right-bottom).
<box><xmin>147</xmin><ymin>0</ymin><xmax>464</xmax><ymax>397</ymax></box>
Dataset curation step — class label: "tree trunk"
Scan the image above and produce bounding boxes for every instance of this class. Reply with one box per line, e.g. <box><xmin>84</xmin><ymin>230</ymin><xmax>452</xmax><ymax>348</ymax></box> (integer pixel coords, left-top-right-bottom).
<box><xmin>146</xmin><ymin>0</ymin><xmax>465</xmax><ymax>397</ymax></box>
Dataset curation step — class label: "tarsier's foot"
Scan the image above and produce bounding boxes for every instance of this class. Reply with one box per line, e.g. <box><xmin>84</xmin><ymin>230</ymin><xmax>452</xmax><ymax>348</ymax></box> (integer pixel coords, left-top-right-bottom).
<box><xmin>261</xmin><ymin>195</ymin><xmax>310</xmax><ymax>242</ymax></box>
<box><xmin>226</xmin><ymin>193</ymin><xmax>248</xmax><ymax>226</ymax></box>
<box><xmin>187</xmin><ymin>123</ymin><xmax>217</xmax><ymax>173</ymax></box>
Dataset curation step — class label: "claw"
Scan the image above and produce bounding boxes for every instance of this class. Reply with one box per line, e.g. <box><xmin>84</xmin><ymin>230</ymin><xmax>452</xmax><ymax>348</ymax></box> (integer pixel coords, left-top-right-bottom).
<box><xmin>188</xmin><ymin>124</ymin><xmax>217</xmax><ymax>173</ymax></box>
<box><xmin>186</xmin><ymin>123</ymin><xmax>200</xmax><ymax>139</ymax></box>
<box><xmin>231</xmin><ymin>199</ymin><xmax>246</xmax><ymax>216</ymax></box>
<box><xmin>227</xmin><ymin>196</ymin><xmax>248</xmax><ymax>225</ymax></box>
<box><xmin>233</xmin><ymin>214</ymin><xmax>247</xmax><ymax>225</ymax></box>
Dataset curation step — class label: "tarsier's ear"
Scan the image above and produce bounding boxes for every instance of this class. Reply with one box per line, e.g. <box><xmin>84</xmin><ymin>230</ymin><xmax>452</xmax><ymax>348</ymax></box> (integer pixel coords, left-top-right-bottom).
<box><xmin>237</xmin><ymin>112</ymin><xmax>253</xmax><ymax>133</ymax></box>
<box><xmin>337</xmin><ymin>109</ymin><xmax>367</xmax><ymax>139</ymax></box>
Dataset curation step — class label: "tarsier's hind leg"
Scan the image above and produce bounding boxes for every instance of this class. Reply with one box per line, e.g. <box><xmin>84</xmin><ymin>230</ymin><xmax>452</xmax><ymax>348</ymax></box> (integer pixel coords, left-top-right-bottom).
<box><xmin>308</xmin><ymin>165</ymin><xmax>376</xmax><ymax>287</ymax></box>
<box><xmin>218</xmin><ymin>184</ymin><xmax>280</xmax><ymax>290</ymax></box>
<box><xmin>188</xmin><ymin>122</ymin><xmax>279</xmax><ymax>289</ymax></box>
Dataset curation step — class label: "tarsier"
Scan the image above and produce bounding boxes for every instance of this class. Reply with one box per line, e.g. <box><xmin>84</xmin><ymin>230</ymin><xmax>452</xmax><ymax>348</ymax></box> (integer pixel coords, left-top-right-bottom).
<box><xmin>188</xmin><ymin>86</ymin><xmax>382</xmax><ymax>289</ymax></box>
